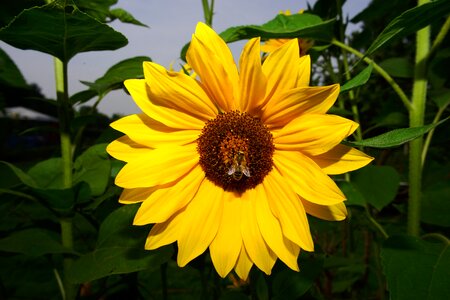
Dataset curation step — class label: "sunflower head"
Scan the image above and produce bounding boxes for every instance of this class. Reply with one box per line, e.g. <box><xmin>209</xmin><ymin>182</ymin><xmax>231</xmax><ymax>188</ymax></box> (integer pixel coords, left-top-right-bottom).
<box><xmin>107</xmin><ymin>22</ymin><xmax>373</xmax><ymax>280</ymax></box>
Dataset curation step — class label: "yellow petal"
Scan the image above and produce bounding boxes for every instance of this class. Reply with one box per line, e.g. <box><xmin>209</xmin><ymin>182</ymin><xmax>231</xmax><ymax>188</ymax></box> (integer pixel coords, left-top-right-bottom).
<box><xmin>193</xmin><ymin>22</ymin><xmax>239</xmax><ymax>88</ymax></box>
<box><xmin>296</xmin><ymin>55</ymin><xmax>311</xmax><ymax>87</ymax></box>
<box><xmin>262</xmin><ymin>84</ymin><xmax>340</xmax><ymax>128</ymax></box>
<box><xmin>119</xmin><ymin>187</ymin><xmax>155</xmax><ymax>204</ymax></box>
<box><xmin>124</xmin><ymin>79</ymin><xmax>206</xmax><ymax>130</ymax></box>
<box><xmin>133</xmin><ymin>165</ymin><xmax>204</xmax><ymax>225</ymax></box>
<box><xmin>313</xmin><ymin>144</ymin><xmax>374</xmax><ymax>175</ymax></box>
<box><xmin>210</xmin><ymin>191</ymin><xmax>243</xmax><ymax>278</ymax></box>
<box><xmin>239</xmin><ymin>37</ymin><xmax>268</xmax><ymax>114</ymax></box>
<box><xmin>115</xmin><ymin>144</ymin><xmax>198</xmax><ymax>188</ymax></box>
<box><xmin>263</xmin><ymin>170</ymin><xmax>314</xmax><ymax>251</ymax></box>
<box><xmin>274</xmin><ymin>114</ymin><xmax>359</xmax><ymax>156</ymax></box>
<box><xmin>143</xmin><ymin>62</ymin><xmax>218</xmax><ymax>120</ymax></box>
<box><xmin>262</xmin><ymin>39</ymin><xmax>300</xmax><ymax>102</ymax></box>
<box><xmin>234</xmin><ymin>246</ymin><xmax>253</xmax><ymax>281</ymax></box>
<box><xmin>301</xmin><ymin>199</ymin><xmax>347</xmax><ymax>221</ymax></box>
<box><xmin>106</xmin><ymin>135</ymin><xmax>151</xmax><ymax>162</ymax></box>
<box><xmin>145</xmin><ymin>208</ymin><xmax>185</xmax><ymax>250</ymax></box>
<box><xmin>254</xmin><ymin>184</ymin><xmax>300</xmax><ymax>271</ymax></box>
<box><xmin>241</xmin><ymin>189</ymin><xmax>277</xmax><ymax>275</ymax></box>
<box><xmin>177</xmin><ymin>179</ymin><xmax>224</xmax><ymax>267</ymax></box>
<box><xmin>186</xmin><ymin>24</ymin><xmax>238</xmax><ymax>111</ymax></box>
<box><xmin>273</xmin><ymin>150</ymin><xmax>346</xmax><ymax>205</ymax></box>
<box><xmin>110</xmin><ymin>114</ymin><xmax>200</xmax><ymax>148</ymax></box>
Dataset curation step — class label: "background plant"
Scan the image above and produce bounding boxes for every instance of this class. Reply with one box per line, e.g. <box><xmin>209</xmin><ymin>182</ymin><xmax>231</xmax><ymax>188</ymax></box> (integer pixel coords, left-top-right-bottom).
<box><xmin>0</xmin><ymin>0</ymin><xmax>449</xmax><ymax>299</ymax></box>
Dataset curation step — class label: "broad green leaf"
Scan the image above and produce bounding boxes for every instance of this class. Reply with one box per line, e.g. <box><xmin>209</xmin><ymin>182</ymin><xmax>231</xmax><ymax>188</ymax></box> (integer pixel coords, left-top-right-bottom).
<box><xmin>346</xmin><ymin>117</ymin><xmax>449</xmax><ymax>148</ymax></box>
<box><xmin>338</xmin><ymin>181</ymin><xmax>366</xmax><ymax>207</ymax></box>
<box><xmin>70</xmin><ymin>89</ymin><xmax>97</xmax><ymax>105</ymax></box>
<box><xmin>0</xmin><ymin>3</ymin><xmax>127</xmax><ymax>62</ymax></box>
<box><xmin>340</xmin><ymin>64</ymin><xmax>373</xmax><ymax>93</ymax></box>
<box><xmin>28</xmin><ymin>158</ymin><xmax>64</xmax><ymax>189</ymax></box>
<box><xmin>378</xmin><ymin>57</ymin><xmax>414</xmax><ymax>78</ymax></box>
<box><xmin>0</xmin><ymin>47</ymin><xmax>28</xmax><ymax>88</ymax></box>
<box><xmin>272</xmin><ymin>253</ymin><xmax>323</xmax><ymax>300</ymax></box>
<box><xmin>73</xmin><ymin>144</ymin><xmax>111</xmax><ymax>196</ymax></box>
<box><xmin>73</xmin><ymin>0</ymin><xmax>117</xmax><ymax>21</ymax></box>
<box><xmin>430</xmin><ymin>88</ymin><xmax>450</xmax><ymax>109</ymax></box>
<box><xmin>0</xmin><ymin>0</ymin><xmax>45</xmax><ymax>28</ymax></box>
<box><xmin>365</xmin><ymin>0</ymin><xmax>450</xmax><ymax>57</ymax></box>
<box><xmin>381</xmin><ymin>235</ymin><xmax>450</xmax><ymax>300</ymax></box>
<box><xmin>181</xmin><ymin>13</ymin><xmax>334</xmax><ymax>60</ymax></box>
<box><xmin>421</xmin><ymin>181</ymin><xmax>450</xmax><ymax>227</ymax></box>
<box><xmin>351</xmin><ymin>165</ymin><xmax>400</xmax><ymax>211</ymax></box>
<box><xmin>255</xmin><ymin>272</ymin><xmax>269</xmax><ymax>300</ymax></box>
<box><xmin>78</xmin><ymin>56</ymin><xmax>150</xmax><ymax>100</ymax></box>
<box><xmin>221</xmin><ymin>13</ymin><xmax>335</xmax><ymax>43</ymax></box>
<box><xmin>109</xmin><ymin>8</ymin><xmax>148</xmax><ymax>27</ymax></box>
<box><xmin>0</xmin><ymin>161</ymin><xmax>37</xmax><ymax>188</ymax></box>
<box><xmin>67</xmin><ymin>204</ymin><xmax>173</xmax><ymax>283</ymax></box>
<box><xmin>0</xmin><ymin>228</ymin><xmax>75</xmax><ymax>256</ymax></box>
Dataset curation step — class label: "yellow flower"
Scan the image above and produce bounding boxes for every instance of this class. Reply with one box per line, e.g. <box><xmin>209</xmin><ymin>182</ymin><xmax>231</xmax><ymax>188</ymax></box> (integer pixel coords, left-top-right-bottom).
<box><xmin>261</xmin><ymin>10</ymin><xmax>314</xmax><ymax>56</ymax></box>
<box><xmin>107</xmin><ymin>22</ymin><xmax>373</xmax><ymax>280</ymax></box>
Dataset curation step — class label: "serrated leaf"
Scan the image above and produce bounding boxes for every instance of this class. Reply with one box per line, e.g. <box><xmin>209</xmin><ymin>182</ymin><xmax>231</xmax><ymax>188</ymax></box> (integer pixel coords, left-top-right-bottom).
<box><xmin>379</xmin><ymin>57</ymin><xmax>414</xmax><ymax>78</ymax></box>
<box><xmin>272</xmin><ymin>253</ymin><xmax>323</xmax><ymax>300</ymax></box>
<box><xmin>381</xmin><ymin>235</ymin><xmax>450</xmax><ymax>300</ymax></box>
<box><xmin>0</xmin><ymin>47</ymin><xmax>28</xmax><ymax>88</ymax></box>
<box><xmin>73</xmin><ymin>144</ymin><xmax>111</xmax><ymax>196</ymax></box>
<box><xmin>351</xmin><ymin>165</ymin><xmax>400</xmax><ymax>211</ymax></box>
<box><xmin>346</xmin><ymin>117</ymin><xmax>449</xmax><ymax>148</ymax></box>
<box><xmin>0</xmin><ymin>161</ymin><xmax>38</xmax><ymax>188</ymax></box>
<box><xmin>0</xmin><ymin>3</ymin><xmax>127</xmax><ymax>62</ymax></box>
<box><xmin>181</xmin><ymin>13</ymin><xmax>334</xmax><ymax>60</ymax></box>
<box><xmin>67</xmin><ymin>204</ymin><xmax>173</xmax><ymax>283</ymax></box>
<box><xmin>0</xmin><ymin>228</ymin><xmax>75</xmax><ymax>256</ymax></box>
<box><xmin>365</xmin><ymin>0</ymin><xmax>450</xmax><ymax>57</ymax></box>
<box><xmin>340</xmin><ymin>63</ymin><xmax>373</xmax><ymax>93</ymax></box>
<box><xmin>109</xmin><ymin>8</ymin><xmax>148</xmax><ymax>27</ymax></box>
<box><xmin>28</xmin><ymin>158</ymin><xmax>64</xmax><ymax>189</ymax></box>
<box><xmin>78</xmin><ymin>56</ymin><xmax>150</xmax><ymax>98</ymax></box>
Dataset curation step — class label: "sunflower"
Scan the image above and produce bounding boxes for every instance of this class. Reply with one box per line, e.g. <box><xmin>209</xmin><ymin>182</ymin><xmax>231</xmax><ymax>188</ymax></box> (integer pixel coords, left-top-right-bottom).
<box><xmin>107</xmin><ymin>22</ymin><xmax>373</xmax><ymax>280</ymax></box>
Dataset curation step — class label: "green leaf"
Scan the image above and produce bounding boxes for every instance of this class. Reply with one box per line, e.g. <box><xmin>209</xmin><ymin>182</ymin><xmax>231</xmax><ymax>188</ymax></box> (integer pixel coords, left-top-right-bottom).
<box><xmin>181</xmin><ymin>13</ymin><xmax>334</xmax><ymax>60</ymax></box>
<box><xmin>73</xmin><ymin>0</ymin><xmax>116</xmax><ymax>21</ymax></box>
<box><xmin>421</xmin><ymin>181</ymin><xmax>450</xmax><ymax>227</ymax></box>
<box><xmin>0</xmin><ymin>47</ymin><xmax>28</xmax><ymax>88</ymax></box>
<box><xmin>346</xmin><ymin>117</ymin><xmax>449</xmax><ymax>148</ymax></box>
<box><xmin>378</xmin><ymin>57</ymin><xmax>414</xmax><ymax>78</ymax></box>
<box><xmin>0</xmin><ymin>3</ymin><xmax>127</xmax><ymax>62</ymax></box>
<box><xmin>109</xmin><ymin>8</ymin><xmax>148</xmax><ymax>27</ymax></box>
<box><xmin>28</xmin><ymin>158</ymin><xmax>64</xmax><ymax>189</ymax></box>
<box><xmin>0</xmin><ymin>161</ymin><xmax>38</xmax><ymax>188</ymax></box>
<box><xmin>272</xmin><ymin>253</ymin><xmax>323</xmax><ymax>300</ymax></box>
<box><xmin>73</xmin><ymin>144</ymin><xmax>111</xmax><ymax>196</ymax></box>
<box><xmin>255</xmin><ymin>272</ymin><xmax>269</xmax><ymax>300</ymax></box>
<box><xmin>381</xmin><ymin>235</ymin><xmax>450</xmax><ymax>300</ymax></box>
<box><xmin>78</xmin><ymin>56</ymin><xmax>150</xmax><ymax>100</ymax></box>
<box><xmin>67</xmin><ymin>204</ymin><xmax>174</xmax><ymax>283</ymax></box>
<box><xmin>0</xmin><ymin>228</ymin><xmax>75</xmax><ymax>256</ymax></box>
<box><xmin>338</xmin><ymin>181</ymin><xmax>366</xmax><ymax>207</ymax></box>
<box><xmin>222</xmin><ymin>13</ymin><xmax>335</xmax><ymax>43</ymax></box>
<box><xmin>351</xmin><ymin>165</ymin><xmax>400</xmax><ymax>211</ymax></box>
<box><xmin>365</xmin><ymin>0</ymin><xmax>450</xmax><ymax>57</ymax></box>
<box><xmin>340</xmin><ymin>64</ymin><xmax>373</xmax><ymax>93</ymax></box>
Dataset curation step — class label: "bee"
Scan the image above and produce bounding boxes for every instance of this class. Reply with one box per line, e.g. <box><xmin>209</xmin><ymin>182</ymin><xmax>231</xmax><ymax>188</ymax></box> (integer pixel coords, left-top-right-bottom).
<box><xmin>227</xmin><ymin>150</ymin><xmax>251</xmax><ymax>181</ymax></box>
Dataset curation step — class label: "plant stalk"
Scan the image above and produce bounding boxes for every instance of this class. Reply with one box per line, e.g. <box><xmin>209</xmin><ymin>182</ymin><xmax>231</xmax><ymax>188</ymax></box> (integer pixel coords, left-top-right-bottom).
<box><xmin>408</xmin><ymin>0</ymin><xmax>431</xmax><ymax>236</ymax></box>
<box><xmin>54</xmin><ymin>57</ymin><xmax>77</xmax><ymax>299</ymax></box>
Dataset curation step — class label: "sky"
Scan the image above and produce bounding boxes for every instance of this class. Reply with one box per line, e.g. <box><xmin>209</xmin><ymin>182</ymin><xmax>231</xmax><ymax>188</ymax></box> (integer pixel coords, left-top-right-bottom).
<box><xmin>1</xmin><ymin>0</ymin><xmax>369</xmax><ymax>117</ymax></box>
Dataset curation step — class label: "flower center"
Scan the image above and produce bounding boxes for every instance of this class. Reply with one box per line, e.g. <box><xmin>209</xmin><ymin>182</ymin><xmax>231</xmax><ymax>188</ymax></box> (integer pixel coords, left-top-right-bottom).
<box><xmin>197</xmin><ymin>111</ymin><xmax>274</xmax><ymax>193</ymax></box>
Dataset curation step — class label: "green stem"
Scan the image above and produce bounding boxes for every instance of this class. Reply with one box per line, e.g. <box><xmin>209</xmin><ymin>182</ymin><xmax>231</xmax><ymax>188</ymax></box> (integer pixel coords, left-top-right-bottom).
<box><xmin>331</xmin><ymin>39</ymin><xmax>413</xmax><ymax>112</ymax></box>
<box><xmin>428</xmin><ymin>16</ymin><xmax>450</xmax><ymax>60</ymax></box>
<box><xmin>408</xmin><ymin>0</ymin><xmax>431</xmax><ymax>237</ymax></box>
<box><xmin>54</xmin><ymin>57</ymin><xmax>77</xmax><ymax>299</ymax></box>
<box><xmin>421</xmin><ymin>102</ymin><xmax>449</xmax><ymax>166</ymax></box>
<box><xmin>201</xmin><ymin>0</ymin><xmax>215</xmax><ymax>27</ymax></box>
<box><xmin>336</xmin><ymin>2</ymin><xmax>363</xmax><ymax>142</ymax></box>
<box><xmin>365</xmin><ymin>205</ymin><xmax>389</xmax><ymax>239</ymax></box>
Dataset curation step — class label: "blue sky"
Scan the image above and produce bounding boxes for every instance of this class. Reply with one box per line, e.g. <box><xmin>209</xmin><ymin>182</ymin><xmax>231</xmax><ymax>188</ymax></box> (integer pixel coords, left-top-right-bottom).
<box><xmin>1</xmin><ymin>0</ymin><xmax>368</xmax><ymax>117</ymax></box>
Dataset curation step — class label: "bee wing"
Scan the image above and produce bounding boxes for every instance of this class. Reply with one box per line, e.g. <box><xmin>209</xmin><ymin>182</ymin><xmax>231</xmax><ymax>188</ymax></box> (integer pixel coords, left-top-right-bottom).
<box><xmin>243</xmin><ymin>167</ymin><xmax>251</xmax><ymax>177</ymax></box>
<box><xmin>227</xmin><ymin>165</ymin><xmax>236</xmax><ymax>175</ymax></box>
